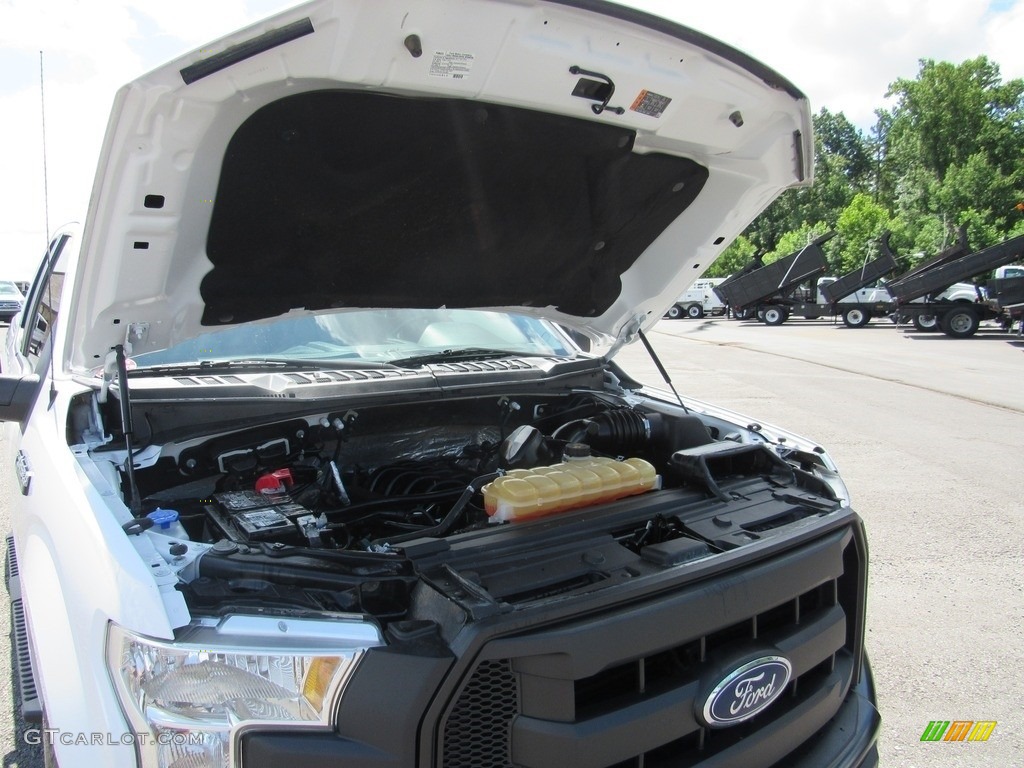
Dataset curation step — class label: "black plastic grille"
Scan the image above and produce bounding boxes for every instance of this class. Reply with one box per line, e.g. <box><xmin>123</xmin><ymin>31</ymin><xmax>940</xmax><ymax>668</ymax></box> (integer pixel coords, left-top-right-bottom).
<box><xmin>441</xmin><ymin>658</ymin><xmax>520</xmax><ymax>768</ymax></box>
<box><xmin>574</xmin><ymin>578</ymin><xmax>837</xmax><ymax>722</ymax></box>
<box><xmin>601</xmin><ymin>654</ymin><xmax>845</xmax><ymax>768</ymax></box>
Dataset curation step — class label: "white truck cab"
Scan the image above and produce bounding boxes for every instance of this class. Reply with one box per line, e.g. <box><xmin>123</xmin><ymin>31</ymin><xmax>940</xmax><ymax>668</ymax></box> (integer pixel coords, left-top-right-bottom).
<box><xmin>993</xmin><ymin>265</ymin><xmax>1024</xmax><ymax>280</ymax></box>
<box><xmin>815</xmin><ymin>277</ymin><xmax>890</xmax><ymax>305</ymax></box>
<box><xmin>666</xmin><ymin>277</ymin><xmax>726</xmax><ymax>319</ymax></box>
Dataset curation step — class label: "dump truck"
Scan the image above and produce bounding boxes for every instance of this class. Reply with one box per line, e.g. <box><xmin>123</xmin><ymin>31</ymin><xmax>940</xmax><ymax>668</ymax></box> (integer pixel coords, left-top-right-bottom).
<box><xmin>713</xmin><ymin>233</ymin><xmax>900</xmax><ymax>327</ymax></box>
<box><xmin>886</xmin><ymin>232</ymin><xmax>1024</xmax><ymax>337</ymax></box>
<box><xmin>713</xmin><ymin>235</ymin><xmax>830</xmax><ymax>323</ymax></box>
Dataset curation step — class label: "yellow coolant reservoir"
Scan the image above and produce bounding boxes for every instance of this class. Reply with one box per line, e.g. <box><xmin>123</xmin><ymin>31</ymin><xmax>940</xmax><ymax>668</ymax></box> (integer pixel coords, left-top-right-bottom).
<box><xmin>483</xmin><ymin>457</ymin><xmax>659</xmax><ymax>523</ymax></box>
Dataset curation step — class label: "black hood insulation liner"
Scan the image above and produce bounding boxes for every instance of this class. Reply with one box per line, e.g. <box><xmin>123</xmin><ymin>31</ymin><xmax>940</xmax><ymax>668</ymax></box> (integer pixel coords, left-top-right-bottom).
<box><xmin>204</xmin><ymin>90</ymin><xmax>708</xmax><ymax>326</ymax></box>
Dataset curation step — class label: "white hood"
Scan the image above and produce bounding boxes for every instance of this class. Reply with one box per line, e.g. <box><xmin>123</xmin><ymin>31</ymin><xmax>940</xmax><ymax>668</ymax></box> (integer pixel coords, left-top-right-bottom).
<box><xmin>65</xmin><ymin>0</ymin><xmax>812</xmax><ymax>372</ymax></box>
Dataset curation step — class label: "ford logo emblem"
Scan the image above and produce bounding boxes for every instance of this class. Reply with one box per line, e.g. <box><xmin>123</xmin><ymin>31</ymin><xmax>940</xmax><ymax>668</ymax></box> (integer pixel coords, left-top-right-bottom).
<box><xmin>700</xmin><ymin>656</ymin><xmax>792</xmax><ymax>728</ymax></box>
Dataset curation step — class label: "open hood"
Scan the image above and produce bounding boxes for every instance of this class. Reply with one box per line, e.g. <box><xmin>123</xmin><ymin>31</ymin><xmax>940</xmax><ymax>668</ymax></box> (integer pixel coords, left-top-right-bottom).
<box><xmin>66</xmin><ymin>0</ymin><xmax>812</xmax><ymax>371</ymax></box>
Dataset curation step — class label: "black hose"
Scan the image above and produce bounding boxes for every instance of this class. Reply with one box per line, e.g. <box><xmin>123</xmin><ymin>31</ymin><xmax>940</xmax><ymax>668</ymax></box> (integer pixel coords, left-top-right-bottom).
<box><xmin>322</xmin><ymin>488</ymin><xmax>464</xmax><ymax>521</ymax></box>
<box><xmin>373</xmin><ymin>472</ymin><xmax>499</xmax><ymax>547</ymax></box>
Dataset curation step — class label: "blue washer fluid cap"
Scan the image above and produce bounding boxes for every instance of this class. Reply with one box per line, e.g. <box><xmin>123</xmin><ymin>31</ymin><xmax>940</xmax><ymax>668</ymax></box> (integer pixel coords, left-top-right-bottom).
<box><xmin>147</xmin><ymin>508</ymin><xmax>180</xmax><ymax>530</ymax></box>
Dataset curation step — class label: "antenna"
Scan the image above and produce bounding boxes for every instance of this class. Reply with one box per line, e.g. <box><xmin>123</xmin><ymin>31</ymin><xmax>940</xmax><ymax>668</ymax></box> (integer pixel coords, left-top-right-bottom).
<box><xmin>39</xmin><ymin>51</ymin><xmax>57</xmax><ymax>408</ymax></box>
<box><xmin>39</xmin><ymin>51</ymin><xmax>50</xmax><ymax>244</ymax></box>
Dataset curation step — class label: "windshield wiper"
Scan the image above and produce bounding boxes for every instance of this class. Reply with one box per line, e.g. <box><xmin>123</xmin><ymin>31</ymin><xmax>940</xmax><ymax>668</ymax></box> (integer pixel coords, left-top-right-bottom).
<box><xmin>129</xmin><ymin>358</ymin><xmax>401</xmax><ymax>376</ymax></box>
<box><xmin>389</xmin><ymin>348</ymin><xmax>535</xmax><ymax>368</ymax></box>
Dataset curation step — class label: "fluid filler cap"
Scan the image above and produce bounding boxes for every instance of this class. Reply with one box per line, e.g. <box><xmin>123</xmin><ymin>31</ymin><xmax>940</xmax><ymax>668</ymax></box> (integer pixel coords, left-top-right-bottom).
<box><xmin>146</xmin><ymin>508</ymin><xmax>180</xmax><ymax>529</ymax></box>
<box><xmin>563</xmin><ymin>442</ymin><xmax>591</xmax><ymax>460</ymax></box>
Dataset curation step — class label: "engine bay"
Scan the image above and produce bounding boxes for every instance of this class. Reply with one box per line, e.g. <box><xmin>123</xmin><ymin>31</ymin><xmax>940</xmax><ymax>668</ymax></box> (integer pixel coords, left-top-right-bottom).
<box><xmin>82</xmin><ymin>380</ymin><xmax>846</xmax><ymax>625</ymax></box>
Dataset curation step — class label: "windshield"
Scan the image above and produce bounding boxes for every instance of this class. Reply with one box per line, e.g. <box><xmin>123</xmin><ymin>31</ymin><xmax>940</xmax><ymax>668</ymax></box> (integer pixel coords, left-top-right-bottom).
<box><xmin>130</xmin><ymin>309</ymin><xmax>578</xmax><ymax>369</ymax></box>
<box><xmin>0</xmin><ymin>281</ymin><xmax>22</xmax><ymax>296</ymax></box>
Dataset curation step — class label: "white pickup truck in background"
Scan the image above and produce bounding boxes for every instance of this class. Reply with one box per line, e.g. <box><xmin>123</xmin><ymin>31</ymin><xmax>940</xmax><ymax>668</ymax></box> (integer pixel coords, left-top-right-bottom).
<box><xmin>993</xmin><ymin>264</ymin><xmax>1024</xmax><ymax>280</ymax></box>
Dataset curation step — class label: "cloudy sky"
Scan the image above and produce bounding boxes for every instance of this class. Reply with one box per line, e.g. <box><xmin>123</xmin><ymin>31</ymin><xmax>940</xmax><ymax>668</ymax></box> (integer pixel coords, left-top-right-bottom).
<box><xmin>1</xmin><ymin>0</ymin><xmax>1021</xmax><ymax>279</ymax></box>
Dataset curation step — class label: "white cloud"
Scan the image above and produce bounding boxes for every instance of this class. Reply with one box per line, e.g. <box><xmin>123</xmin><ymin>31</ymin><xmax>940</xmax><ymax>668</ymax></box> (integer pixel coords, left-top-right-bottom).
<box><xmin>0</xmin><ymin>0</ymin><xmax>1021</xmax><ymax>279</ymax></box>
<box><xmin>986</xmin><ymin>0</ymin><xmax>1024</xmax><ymax>78</ymax></box>
<box><xmin>127</xmin><ymin>0</ymin><xmax>252</xmax><ymax>45</ymax></box>
<box><xmin>627</xmin><ymin>0</ymin><xmax>1021</xmax><ymax>129</ymax></box>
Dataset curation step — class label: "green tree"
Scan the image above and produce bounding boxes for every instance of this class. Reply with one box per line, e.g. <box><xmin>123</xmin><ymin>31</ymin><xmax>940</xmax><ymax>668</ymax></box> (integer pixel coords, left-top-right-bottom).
<box><xmin>936</xmin><ymin>153</ymin><xmax>1021</xmax><ymax>246</ymax></box>
<box><xmin>742</xmin><ymin>109</ymin><xmax>863</xmax><ymax>254</ymax></box>
<box><xmin>815</xmin><ymin>109</ymin><xmax>873</xmax><ymax>186</ymax></box>
<box><xmin>886</xmin><ymin>57</ymin><xmax>1024</xmax><ymax>180</ymax></box>
<box><xmin>835</xmin><ymin>194</ymin><xmax>894</xmax><ymax>274</ymax></box>
<box><xmin>882</xmin><ymin>56</ymin><xmax>1024</xmax><ymax>245</ymax></box>
<box><xmin>703</xmin><ymin>234</ymin><xmax>757</xmax><ymax>278</ymax></box>
<box><xmin>886</xmin><ymin>212</ymin><xmax>947</xmax><ymax>270</ymax></box>
<box><xmin>763</xmin><ymin>222</ymin><xmax>834</xmax><ymax>266</ymax></box>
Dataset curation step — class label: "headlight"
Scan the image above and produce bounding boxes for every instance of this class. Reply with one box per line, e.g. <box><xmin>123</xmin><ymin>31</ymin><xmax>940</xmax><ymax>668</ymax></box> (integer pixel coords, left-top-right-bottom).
<box><xmin>107</xmin><ymin>615</ymin><xmax>382</xmax><ymax>768</ymax></box>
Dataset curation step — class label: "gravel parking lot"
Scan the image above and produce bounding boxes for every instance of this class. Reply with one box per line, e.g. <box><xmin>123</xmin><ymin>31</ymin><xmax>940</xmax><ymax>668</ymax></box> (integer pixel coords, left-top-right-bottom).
<box><xmin>1</xmin><ymin>314</ymin><xmax>1021</xmax><ymax>766</ymax></box>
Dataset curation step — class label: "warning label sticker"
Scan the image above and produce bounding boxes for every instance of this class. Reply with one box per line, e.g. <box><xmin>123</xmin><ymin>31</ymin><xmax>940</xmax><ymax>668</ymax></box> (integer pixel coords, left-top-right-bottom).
<box><xmin>239</xmin><ymin>510</ymin><xmax>289</xmax><ymax>530</ymax></box>
<box><xmin>629</xmin><ymin>90</ymin><xmax>672</xmax><ymax>118</ymax></box>
<box><xmin>429</xmin><ymin>51</ymin><xmax>475</xmax><ymax>80</ymax></box>
<box><xmin>216</xmin><ymin>490</ymin><xmax>266</xmax><ymax>511</ymax></box>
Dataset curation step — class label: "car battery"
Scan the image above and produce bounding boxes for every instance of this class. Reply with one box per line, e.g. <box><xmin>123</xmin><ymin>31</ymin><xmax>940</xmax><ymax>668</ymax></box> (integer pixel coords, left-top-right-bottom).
<box><xmin>205</xmin><ymin>489</ymin><xmax>308</xmax><ymax>544</ymax></box>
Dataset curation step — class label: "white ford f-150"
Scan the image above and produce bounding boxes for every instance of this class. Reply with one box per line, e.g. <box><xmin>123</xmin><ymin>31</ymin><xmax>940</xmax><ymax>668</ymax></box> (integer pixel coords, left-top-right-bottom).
<box><xmin>1</xmin><ymin>1</ymin><xmax>878</xmax><ymax>766</ymax></box>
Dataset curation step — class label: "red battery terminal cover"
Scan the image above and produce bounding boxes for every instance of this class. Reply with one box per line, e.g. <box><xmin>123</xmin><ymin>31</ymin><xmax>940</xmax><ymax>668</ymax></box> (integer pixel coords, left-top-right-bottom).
<box><xmin>254</xmin><ymin>468</ymin><xmax>294</xmax><ymax>494</ymax></box>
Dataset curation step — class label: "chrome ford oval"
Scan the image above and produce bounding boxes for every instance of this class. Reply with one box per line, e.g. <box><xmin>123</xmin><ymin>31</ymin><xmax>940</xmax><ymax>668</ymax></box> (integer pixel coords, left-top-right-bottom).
<box><xmin>701</xmin><ymin>656</ymin><xmax>792</xmax><ymax>728</ymax></box>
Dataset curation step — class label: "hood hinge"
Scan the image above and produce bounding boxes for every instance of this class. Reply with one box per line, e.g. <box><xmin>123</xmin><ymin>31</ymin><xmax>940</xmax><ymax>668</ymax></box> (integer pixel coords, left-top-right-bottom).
<box><xmin>125</xmin><ymin>322</ymin><xmax>150</xmax><ymax>353</ymax></box>
<box><xmin>604</xmin><ymin>313</ymin><xmax>646</xmax><ymax>361</ymax></box>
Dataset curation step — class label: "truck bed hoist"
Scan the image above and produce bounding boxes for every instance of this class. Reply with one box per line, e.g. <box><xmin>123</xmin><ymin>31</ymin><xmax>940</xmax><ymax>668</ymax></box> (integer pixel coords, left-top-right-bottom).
<box><xmin>713</xmin><ymin>233</ymin><xmax>899</xmax><ymax>327</ymax></box>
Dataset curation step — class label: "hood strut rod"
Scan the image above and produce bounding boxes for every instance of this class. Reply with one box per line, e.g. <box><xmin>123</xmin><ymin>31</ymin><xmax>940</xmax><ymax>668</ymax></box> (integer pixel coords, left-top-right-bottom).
<box><xmin>637</xmin><ymin>329</ymin><xmax>689</xmax><ymax>414</ymax></box>
<box><xmin>114</xmin><ymin>344</ymin><xmax>143</xmax><ymax>515</ymax></box>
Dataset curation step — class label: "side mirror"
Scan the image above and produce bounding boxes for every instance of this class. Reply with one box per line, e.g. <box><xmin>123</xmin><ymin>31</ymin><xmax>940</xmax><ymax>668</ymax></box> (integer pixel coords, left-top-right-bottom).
<box><xmin>0</xmin><ymin>374</ymin><xmax>42</xmax><ymax>424</ymax></box>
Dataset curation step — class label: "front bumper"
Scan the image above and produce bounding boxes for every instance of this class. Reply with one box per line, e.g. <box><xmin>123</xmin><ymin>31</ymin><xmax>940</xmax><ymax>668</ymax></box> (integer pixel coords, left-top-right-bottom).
<box><xmin>238</xmin><ymin>667</ymin><xmax>879</xmax><ymax>767</ymax></box>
